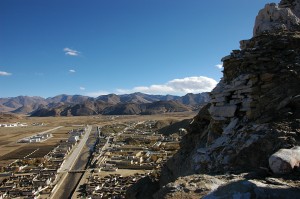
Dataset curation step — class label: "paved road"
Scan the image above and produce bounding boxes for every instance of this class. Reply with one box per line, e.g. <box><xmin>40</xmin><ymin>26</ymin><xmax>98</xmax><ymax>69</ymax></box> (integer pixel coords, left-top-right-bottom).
<box><xmin>50</xmin><ymin>125</ymin><xmax>92</xmax><ymax>199</ymax></box>
<box><xmin>41</xmin><ymin>126</ymin><xmax>64</xmax><ymax>134</ymax></box>
<box><xmin>59</xmin><ymin>125</ymin><xmax>92</xmax><ymax>172</ymax></box>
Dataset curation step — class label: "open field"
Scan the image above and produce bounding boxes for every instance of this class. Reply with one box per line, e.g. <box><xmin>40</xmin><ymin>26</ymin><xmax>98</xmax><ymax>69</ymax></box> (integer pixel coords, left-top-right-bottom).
<box><xmin>0</xmin><ymin>144</ymin><xmax>55</xmax><ymax>160</ymax></box>
<box><xmin>1</xmin><ymin>111</ymin><xmax>196</xmax><ymax>126</ymax></box>
<box><xmin>0</xmin><ymin>125</ymin><xmax>75</xmax><ymax>166</ymax></box>
<box><xmin>0</xmin><ymin>112</ymin><xmax>197</xmax><ymax>167</ymax></box>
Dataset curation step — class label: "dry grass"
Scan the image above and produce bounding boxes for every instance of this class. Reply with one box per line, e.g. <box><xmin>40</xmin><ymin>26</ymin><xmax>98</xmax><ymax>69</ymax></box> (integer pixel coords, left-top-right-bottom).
<box><xmin>0</xmin><ymin>145</ymin><xmax>55</xmax><ymax>160</ymax></box>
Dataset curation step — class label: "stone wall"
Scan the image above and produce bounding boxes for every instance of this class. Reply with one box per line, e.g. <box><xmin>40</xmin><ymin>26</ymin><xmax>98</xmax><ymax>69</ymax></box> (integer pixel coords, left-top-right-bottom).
<box><xmin>211</xmin><ymin>32</ymin><xmax>300</xmax><ymax>122</ymax></box>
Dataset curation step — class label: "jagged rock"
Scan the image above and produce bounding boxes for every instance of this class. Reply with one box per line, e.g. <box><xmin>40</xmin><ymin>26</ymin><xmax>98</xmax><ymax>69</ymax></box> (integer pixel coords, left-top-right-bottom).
<box><xmin>208</xmin><ymin>105</ymin><xmax>237</xmax><ymax>118</ymax></box>
<box><xmin>204</xmin><ymin>179</ymin><xmax>300</xmax><ymax>199</ymax></box>
<box><xmin>156</xmin><ymin>172</ymin><xmax>300</xmax><ymax>199</ymax></box>
<box><xmin>269</xmin><ymin>146</ymin><xmax>300</xmax><ymax>174</ymax></box>
<box><xmin>253</xmin><ymin>1</ymin><xmax>300</xmax><ymax>36</ymax></box>
<box><xmin>153</xmin><ymin>175</ymin><xmax>225</xmax><ymax>199</ymax></box>
<box><xmin>223</xmin><ymin>118</ymin><xmax>239</xmax><ymax>135</ymax></box>
<box><xmin>280</xmin><ymin>0</ymin><xmax>300</xmax><ymax>18</ymax></box>
<box><xmin>161</xmin><ymin>25</ymin><xmax>300</xmax><ymax>193</ymax></box>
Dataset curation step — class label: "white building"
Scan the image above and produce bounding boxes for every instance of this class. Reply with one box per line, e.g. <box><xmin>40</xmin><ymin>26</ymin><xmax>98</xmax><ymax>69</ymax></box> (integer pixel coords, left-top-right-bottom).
<box><xmin>68</xmin><ymin>136</ymin><xmax>79</xmax><ymax>143</ymax></box>
<box><xmin>0</xmin><ymin>122</ymin><xmax>28</xmax><ymax>127</ymax></box>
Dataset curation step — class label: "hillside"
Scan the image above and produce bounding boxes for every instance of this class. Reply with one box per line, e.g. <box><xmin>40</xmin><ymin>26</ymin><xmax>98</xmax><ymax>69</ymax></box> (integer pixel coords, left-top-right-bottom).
<box><xmin>31</xmin><ymin>100</ymin><xmax>192</xmax><ymax>116</ymax></box>
<box><xmin>175</xmin><ymin>93</ymin><xmax>209</xmax><ymax>106</ymax></box>
<box><xmin>142</xmin><ymin>101</ymin><xmax>191</xmax><ymax>115</ymax></box>
<box><xmin>0</xmin><ymin>112</ymin><xmax>22</xmax><ymax>123</ymax></box>
<box><xmin>128</xmin><ymin>1</ymin><xmax>300</xmax><ymax>198</ymax></box>
<box><xmin>0</xmin><ymin>96</ymin><xmax>47</xmax><ymax>111</ymax></box>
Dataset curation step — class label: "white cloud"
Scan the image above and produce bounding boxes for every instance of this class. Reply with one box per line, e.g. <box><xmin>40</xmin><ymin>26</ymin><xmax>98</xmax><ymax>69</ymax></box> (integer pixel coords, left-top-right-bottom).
<box><xmin>116</xmin><ymin>76</ymin><xmax>218</xmax><ymax>95</ymax></box>
<box><xmin>79</xmin><ymin>86</ymin><xmax>85</xmax><ymax>91</ymax></box>
<box><xmin>0</xmin><ymin>71</ymin><xmax>12</xmax><ymax>76</ymax></box>
<box><xmin>69</xmin><ymin>69</ymin><xmax>76</xmax><ymax>73</ymax></box>
<box><xmin>215</xmin><ymin>64</ymin><xmax>223</xmax><ymax>69</ymax></box>
<box><xmin>64</xmin><ymin>47</ymin><xmax>80</xmax><ymax>56</ymax></box>
<box><xmin>85</xmin><ymin>90</ymin><xmax>109</xmax><ymax>97</ymax></box>
<box><xmin>86</xmin><ymin>76</ymin><xmax>218</xmax><ymax>97</ymax></box>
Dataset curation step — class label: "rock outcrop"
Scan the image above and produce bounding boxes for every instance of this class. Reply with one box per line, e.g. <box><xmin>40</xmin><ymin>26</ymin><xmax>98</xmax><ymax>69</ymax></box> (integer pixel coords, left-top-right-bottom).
<box><xmin>155</xmin><ymin>173</ymin><xmax>300</xmax><ymax>199</ymax></box>
<box><xmin>150</xmin><ymin>0</ymin><xmax>300</xmax><ymax>198</ymax></box>
<box><xmin>162</xmin><ymin>28</ymin><xmax>300</xmax><ymax>184</ymax></box>
<box><xmin>254</xmin><ymin>0</ymin><xmax>300</xmax><ymax>36</ymax></box>
<box><xmin>153</xmin><ymin>175</ymin><xmax>225</xmax><ymax>199</ymax></box>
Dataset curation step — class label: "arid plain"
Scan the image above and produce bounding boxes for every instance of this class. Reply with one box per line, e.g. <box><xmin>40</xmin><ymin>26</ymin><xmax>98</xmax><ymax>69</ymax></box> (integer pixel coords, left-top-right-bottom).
<box><xmin>0</xmin><ymin>112</ymin><xmax>195</xmax><ymax>167</ymax></box>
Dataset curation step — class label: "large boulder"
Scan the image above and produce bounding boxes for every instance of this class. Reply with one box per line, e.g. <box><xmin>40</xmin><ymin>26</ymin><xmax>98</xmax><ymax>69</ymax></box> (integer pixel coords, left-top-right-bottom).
<box><xmin>269</xmin><ymin>146</ymin><xmax>300</xmax><ymax>174</ymax></box>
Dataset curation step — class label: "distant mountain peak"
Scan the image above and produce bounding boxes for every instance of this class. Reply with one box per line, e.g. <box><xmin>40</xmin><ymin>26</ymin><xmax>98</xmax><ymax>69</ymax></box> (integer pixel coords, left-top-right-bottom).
<box><xmin>0</xmin><ymin>92</ymin><xmax>209</xmax><ymax>116</ymax></box>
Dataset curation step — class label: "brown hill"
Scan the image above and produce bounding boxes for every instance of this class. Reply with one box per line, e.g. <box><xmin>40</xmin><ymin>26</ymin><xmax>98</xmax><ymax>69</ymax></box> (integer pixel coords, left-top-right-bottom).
<box><xmin>0</xmin><ymin>112</ymin><xmax>22</xmax><ymax>122</ymax></box>
<box><xmin>31</xmin><ymin>100</ymin><xmax>192</xmax><ymax>116</ymax></box>
<box><xmin>152</xmin><ymin>118</ymin><xmax>192</xmax><ymax>135</ymax></box>
<box><xmin>97</xmin><ymin>94</ymin><xmax>121</xmax><ymax>104</ymax></box>
<box><xmin>1</xmin><ymin>93</ymin><xmax>208</xmax><ymax>116</ymax></box>
<box><xmin>142</xmin><ymin>101</ymin><xmax>191</xmax><ymax>115</ymax></box>
<box><xmin>175</xmin><ymin>93</ymin><xmax>209</xmax><ymax>106</ymax></box>
<box><xmin>103</xmin><ymin>103</ymin><xmax>142</xmax><ymax>115</ymax></box>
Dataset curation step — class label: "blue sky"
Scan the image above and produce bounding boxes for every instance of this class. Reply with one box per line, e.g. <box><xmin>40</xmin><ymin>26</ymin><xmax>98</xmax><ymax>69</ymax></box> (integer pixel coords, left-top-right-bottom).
<box><xmin>0</xmin><ymin>0</ymin><xmax>280</xmax><ymax>97</ymax></box>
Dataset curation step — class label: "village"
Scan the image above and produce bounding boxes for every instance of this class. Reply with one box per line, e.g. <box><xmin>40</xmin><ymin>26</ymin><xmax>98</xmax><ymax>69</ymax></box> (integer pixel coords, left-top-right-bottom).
<box><xmin>73</xmin><ymin>120</ymin><xmax>183</xmax><ymax>199</ymax></box>
<box><xmin>0</xmin><ymin>119</ymin><xmax>184</xmax><ymax>199</ymax></box>
<box><xmin>0</xmin><ymin>127</ymin><xmax>88</xmax><ymax>199</ymax></box>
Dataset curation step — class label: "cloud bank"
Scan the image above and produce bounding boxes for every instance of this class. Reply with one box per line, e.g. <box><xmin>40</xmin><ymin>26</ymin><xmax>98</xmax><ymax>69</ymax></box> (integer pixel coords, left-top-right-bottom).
<box><xmin>64</xmin><ymin>48</ymin><xmax>80</xmax><ymax>56</ymax></box>
<box><xmin>117</xmin><ymin>76</ymin><xmax>218</xmax><ymax>95</ymax></box>
<box><xmin>85</xmin><ymin>76</ymin><xmax>218</xmax><ymax>97</ymax></box>
<box><xmin>0</xmin><ymin>71</ymin><xmax>12</xmax><ymax>76</ymax></box>
<box><xmin>79</xmin><ymin>86</ymin><xmax>85</xmax><ymax>91</ymax></box>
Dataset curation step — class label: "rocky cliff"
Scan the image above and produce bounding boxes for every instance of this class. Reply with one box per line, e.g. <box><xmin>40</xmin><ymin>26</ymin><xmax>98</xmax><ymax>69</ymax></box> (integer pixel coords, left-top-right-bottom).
<box><xmin>148</xmin><ymin>0</ymin><xmax>300</xmax><ymax>198</ymax></box>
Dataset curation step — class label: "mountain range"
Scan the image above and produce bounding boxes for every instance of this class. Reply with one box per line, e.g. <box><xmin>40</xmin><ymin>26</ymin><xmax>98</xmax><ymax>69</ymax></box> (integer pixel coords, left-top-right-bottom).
<box><xmin>0</xmin><ymin>92</ymin><xmax>209</xmax><ymax>116</ymax></box>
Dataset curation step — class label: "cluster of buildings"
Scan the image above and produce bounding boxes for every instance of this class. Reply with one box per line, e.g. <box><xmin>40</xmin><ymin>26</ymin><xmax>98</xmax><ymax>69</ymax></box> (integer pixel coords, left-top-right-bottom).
<box><xmin>0</xmin><ymin>123</ymin><xmax>28</xmax><ymax>128</ymax></box>
<box><xmin>80</xmin><ymin>173</ymin><xmax>148</xmax><ymax>199</ymax></box>
<box><xmin>18</xmin><ymin>133</ymin><xmax>52</xmax><ymax>143</ymax></box>
<box><xmin>76</xmin><ymin>120</ymin><xmax>181</xmax><ymax>198</ymax></box>
<box><xmin>0</xmin><ymin>128</ymin><xmax>86</xmax><ymax>199</ymax></box>
<box><xmin>96</xmin><ymin>123</ymin><xmax>180</xmax><ymax>171</ymax></box>
<box><xmin>0</xmin><ymin>159</ymin><xmax>58</xmax><ymax>198</ymax></box>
